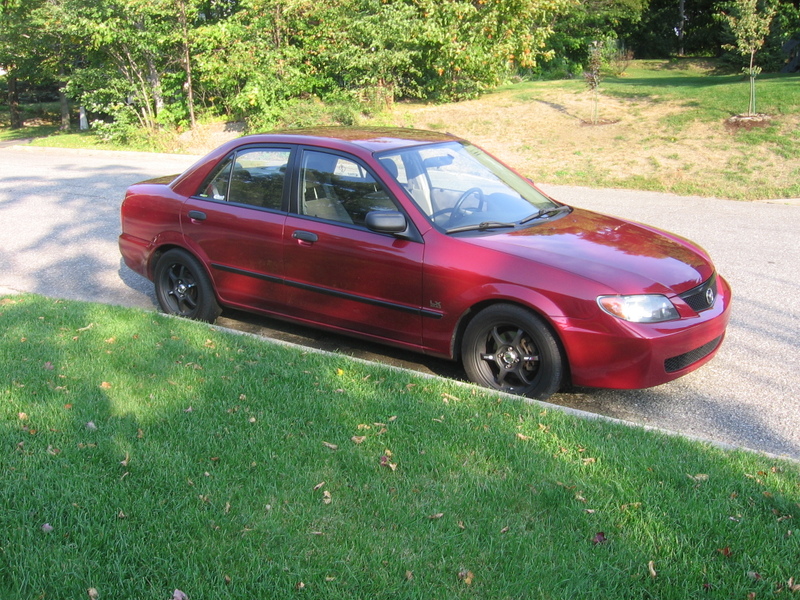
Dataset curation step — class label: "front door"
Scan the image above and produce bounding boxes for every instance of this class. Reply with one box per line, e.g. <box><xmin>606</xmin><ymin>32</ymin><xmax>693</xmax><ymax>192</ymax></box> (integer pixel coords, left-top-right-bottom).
<box><xmin>282</xmin><ymin>149</ymin><xmax>425</xmax><ymax>349</ymax></box>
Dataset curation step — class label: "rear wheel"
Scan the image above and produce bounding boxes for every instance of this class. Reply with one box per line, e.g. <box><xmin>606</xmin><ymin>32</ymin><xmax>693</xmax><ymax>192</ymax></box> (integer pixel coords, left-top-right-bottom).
<box><xmin>154</xmin><ymin>249</ymin><xmax>221</xmax><ymax>323</ymax></box>
<box><xmin>462</xmin><ymin>304</ymin><xmax>563</xmax><ymax>399</ymax></box>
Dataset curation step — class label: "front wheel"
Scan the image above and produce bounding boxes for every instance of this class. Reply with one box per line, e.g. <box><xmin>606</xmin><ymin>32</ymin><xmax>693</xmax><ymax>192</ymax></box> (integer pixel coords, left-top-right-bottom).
<box><xmin>153</xmin><ymin>249</ymin><xmax>221</xmax><ymax>323</ymax></box>
<box><xmin>461</xmin><ymin>304</ymin><xmax>564</xmax><ymax>399</ymax></box>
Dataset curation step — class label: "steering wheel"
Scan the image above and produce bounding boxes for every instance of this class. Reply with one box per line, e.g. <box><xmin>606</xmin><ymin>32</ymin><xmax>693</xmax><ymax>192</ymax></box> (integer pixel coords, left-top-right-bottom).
<box><xmin>448</xmin><ymin>187</ymin><xmax>485</xmax><ymax>224</ymax></box>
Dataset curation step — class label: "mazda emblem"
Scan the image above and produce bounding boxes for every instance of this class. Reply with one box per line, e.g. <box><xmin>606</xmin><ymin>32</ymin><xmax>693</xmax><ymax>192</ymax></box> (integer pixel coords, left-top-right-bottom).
<box><xmin>705</xmin><ymin>287</ymin><xmax>715</xmax><ymax>305</ymax></box>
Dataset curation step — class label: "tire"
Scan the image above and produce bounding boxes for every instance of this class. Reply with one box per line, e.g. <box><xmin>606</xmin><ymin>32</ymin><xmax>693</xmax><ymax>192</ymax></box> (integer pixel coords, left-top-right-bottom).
<box><xmin>153</xmin><ymin>249</ymin><xmax>221</xmax><ymax>323</ymax></box>
<box><xmin>461</xmin><ymin>304</ymin><xmax>564</xmax><ymax>400</ymax></box>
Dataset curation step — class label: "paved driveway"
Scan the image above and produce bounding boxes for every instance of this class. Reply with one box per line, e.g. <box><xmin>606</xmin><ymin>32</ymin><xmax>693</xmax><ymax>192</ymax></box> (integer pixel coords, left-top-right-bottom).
<box><xmin>1</xmin><ymin>145</ymin><xmax>799</xmax><ymax>459</ymax></box>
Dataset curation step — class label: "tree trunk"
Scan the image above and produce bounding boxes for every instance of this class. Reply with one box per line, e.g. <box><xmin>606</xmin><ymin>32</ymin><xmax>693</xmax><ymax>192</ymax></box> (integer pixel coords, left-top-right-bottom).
<box><xmin>59</xmin><ymin>67</ymin><xmax>70</xmax><ymax>131</ymax></box>
<box><xmin>59</xmin><ymin>89</ymin><xmax>70</xmax><ymax>130</ymax></box>
<box><xmin>7</xmin><ymin>72</ymin><xmax>23</xmax><ymax>129</ymax></box>
<box><xmin>177</xmin><ymin>0</ymin><xmax>196</xmax><ymax>128</ymax></box>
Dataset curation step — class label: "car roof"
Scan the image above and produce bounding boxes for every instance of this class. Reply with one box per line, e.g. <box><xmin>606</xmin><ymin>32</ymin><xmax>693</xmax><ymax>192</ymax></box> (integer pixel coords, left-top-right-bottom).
<box><xmin>232</xmin><ymin>126</ymin><xmax>461</xmax><ymax>154</ymax></box>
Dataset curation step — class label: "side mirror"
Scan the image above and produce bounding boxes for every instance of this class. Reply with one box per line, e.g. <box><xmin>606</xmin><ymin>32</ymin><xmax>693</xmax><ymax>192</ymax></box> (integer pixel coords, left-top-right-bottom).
<box><xmin>365</xmin><ymin>210</ymin><xmax>408</xmax><ymax>234</ymax></box>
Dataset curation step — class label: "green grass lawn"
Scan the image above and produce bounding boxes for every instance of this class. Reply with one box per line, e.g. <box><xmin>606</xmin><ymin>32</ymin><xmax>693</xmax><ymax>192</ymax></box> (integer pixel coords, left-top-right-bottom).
<box><xmin>2</xmin><ymin>294</ymin><xmax>799</xmax><ymax>599</ymax></box>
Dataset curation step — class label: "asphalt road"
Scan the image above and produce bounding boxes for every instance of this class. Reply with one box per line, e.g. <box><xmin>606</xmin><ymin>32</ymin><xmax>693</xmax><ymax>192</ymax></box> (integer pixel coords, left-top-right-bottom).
<box><xmin>2</xmin><ymin>145</ymin><xmax>799</xmax><ymax>459</ymax></box>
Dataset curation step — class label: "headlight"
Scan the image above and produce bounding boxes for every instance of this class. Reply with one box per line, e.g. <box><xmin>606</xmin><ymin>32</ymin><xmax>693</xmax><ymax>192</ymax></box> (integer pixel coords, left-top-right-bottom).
<box><xmin>597</xmin><ymin>295</ymin><xmax>679</xmax><ymax>323</ymax></box>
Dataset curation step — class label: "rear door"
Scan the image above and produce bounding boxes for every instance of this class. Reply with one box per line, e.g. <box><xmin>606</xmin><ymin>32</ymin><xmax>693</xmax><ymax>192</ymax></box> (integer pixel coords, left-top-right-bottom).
<box><xmin>182</xmin><ymin>146</ymin><xmax>291</xmax><ymax>312</ymax></box>
<box><xmin>282</xmin><ymin>148</ymin><xmax>426</xmax><ymax>348</ymax></box>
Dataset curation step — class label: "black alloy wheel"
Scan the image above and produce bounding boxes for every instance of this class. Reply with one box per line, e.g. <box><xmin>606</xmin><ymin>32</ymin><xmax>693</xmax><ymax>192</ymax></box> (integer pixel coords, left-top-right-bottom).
<box><xmin>462</xmin><ymin>304</ymin><xmax>564</xmax><ymax>399</ymax></box>
<box><xmin>153</xmin><ymin>249</ymin><xmax>221</xmax><ymax>323</ymax></box>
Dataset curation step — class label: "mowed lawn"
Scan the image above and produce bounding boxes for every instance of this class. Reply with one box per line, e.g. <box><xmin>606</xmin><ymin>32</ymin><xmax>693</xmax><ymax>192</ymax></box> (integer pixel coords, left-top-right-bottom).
<box><xmin>2</xmin><ymin>294</ymin><xmax>799</xmax><ymax>599</ymax></box>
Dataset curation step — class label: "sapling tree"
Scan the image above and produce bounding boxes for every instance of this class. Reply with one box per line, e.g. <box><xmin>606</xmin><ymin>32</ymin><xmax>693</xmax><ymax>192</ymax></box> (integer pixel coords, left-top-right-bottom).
<box><xmin>583</xmin><ymin>40</ymin><xmax>604</xmax><ymax>124</ymax></box>
<box><xmin>720</xmin><ymin>0</ymin><xmax>777</xmax><ymax>116</ymax></box>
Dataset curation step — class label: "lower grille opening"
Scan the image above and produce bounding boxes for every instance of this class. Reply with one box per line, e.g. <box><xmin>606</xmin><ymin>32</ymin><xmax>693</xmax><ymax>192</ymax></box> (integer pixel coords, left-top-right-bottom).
<box><xmin>665</xmin><ymin>336</ymin><xmax>723</xmax><ymax>373</ymax></box>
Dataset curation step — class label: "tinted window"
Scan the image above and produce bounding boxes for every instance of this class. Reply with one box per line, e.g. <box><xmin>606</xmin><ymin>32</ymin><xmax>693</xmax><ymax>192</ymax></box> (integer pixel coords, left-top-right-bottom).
<box><xmin>197</xmin><ymin>148</ymin><xmax>290</xmax><ymax>210</ymax></box>
<box><xmin>197</xmin><ymin>156</ymin><xmax>233</xmax><ymax>201</ymax></box>
<box><xmin>300</xmin><ymin>151</ymin><xmax>396</xmax><ymax>226</ymax></box>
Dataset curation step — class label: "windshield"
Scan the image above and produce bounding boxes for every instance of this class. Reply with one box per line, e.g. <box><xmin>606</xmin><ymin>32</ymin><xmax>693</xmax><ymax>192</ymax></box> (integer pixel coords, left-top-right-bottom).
<box><xmin>376</xmin><ymin>141</ymin><xmax>561</xmax><ymax>232</ymax></box>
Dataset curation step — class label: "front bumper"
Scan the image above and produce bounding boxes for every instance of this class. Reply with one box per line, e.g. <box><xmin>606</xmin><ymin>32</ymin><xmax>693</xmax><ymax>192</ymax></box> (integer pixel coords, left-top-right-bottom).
<box><xmin>559</xmin><ymin>274</ymin><xmax>732</xmax><ymax>389</ymax></box>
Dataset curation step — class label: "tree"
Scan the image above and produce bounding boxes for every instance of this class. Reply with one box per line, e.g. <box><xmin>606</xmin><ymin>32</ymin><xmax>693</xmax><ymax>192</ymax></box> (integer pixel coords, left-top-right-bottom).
<box><xmin>720</xmin><ymin>0</ymin><xmax>778</xmax><ymax>115</ymax></box>
<box><xmin>0</xmin><ymin>0</ymin><xmax>45</xmax><ymax>128</ymax></box>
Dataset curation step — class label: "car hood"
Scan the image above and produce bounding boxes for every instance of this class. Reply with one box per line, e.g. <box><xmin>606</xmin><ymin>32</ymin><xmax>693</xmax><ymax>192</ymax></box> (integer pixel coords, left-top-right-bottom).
<box><xmin>468</xmin><ymin>208</ymin><xmax>714</xmax><ymax>295</ymax></box>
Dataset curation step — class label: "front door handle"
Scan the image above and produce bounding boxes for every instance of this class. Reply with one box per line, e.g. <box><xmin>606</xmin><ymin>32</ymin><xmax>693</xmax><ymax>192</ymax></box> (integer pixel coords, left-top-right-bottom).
<box><xmin>292</xmin><ymin>230</ymin><xmax>319</xmax><ymax>244</ymax></box>
<box><xmin>188</xmin><ymin>210</ymin><xmax>207</xmax><ymax>221</ymax></box>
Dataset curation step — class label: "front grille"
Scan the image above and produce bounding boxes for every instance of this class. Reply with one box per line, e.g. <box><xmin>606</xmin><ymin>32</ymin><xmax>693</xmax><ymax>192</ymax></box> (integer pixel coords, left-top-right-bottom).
<box><xmin>665</xmin><ymin>336</ymin><xmax>723</xmax><ymax>373</ymax></box>
<box><xmin>679</xmin><ymin>273</ymin><xmax>718</xmax><ymax>312</ymax></box>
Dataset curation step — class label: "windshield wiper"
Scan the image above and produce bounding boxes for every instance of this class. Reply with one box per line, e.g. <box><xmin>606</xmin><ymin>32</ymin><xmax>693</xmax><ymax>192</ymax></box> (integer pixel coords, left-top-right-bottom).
<box><xmin>519</xmin><ymin>205</ymin><xmax>569</xmax><ymax>224</ymax></box>
<box><xmin>446</xmin><ymin>221</ymin><xmax>516</xmax><ymax>234</ymax></box>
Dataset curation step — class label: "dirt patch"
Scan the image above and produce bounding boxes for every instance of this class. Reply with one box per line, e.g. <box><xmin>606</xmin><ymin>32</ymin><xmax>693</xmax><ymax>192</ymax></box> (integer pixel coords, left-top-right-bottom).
<box><xmin>177</xmin><ymin>121</ymin><xmax>245</xmax><ymax>154</ymax></box>
<box><xmin>724</xmin><ymin>113</ymin><xmax>772</xmax><ymax>130</ymax></box>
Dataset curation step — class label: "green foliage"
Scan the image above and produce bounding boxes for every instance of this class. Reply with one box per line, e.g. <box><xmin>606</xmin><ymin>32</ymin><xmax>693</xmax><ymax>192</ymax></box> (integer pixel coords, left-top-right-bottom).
<box><xmin>3</xmin><ymin>0</ymin><xmax>798</xmax><ymax>137</ymax></box>
<box><xmin>719</xmin><ymin>0</ymin><xmax>778</xmax><ymax>114</ymax></box>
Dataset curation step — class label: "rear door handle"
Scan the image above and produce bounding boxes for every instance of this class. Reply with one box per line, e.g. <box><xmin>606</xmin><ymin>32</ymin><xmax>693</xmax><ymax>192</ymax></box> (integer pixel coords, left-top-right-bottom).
<box><xmin>188</xmin><ymin>210</ymin><xmax>206</xmax><ymax>221</ymax></box>
<box><xmin>292</xmin><ymin>230</ymin><xmax>318</xmax><ymax>244</ymax></box>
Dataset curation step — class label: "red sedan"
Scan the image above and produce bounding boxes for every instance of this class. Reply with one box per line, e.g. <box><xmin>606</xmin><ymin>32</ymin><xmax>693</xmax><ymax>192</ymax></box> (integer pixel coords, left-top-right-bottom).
<box><xmin>119</xmin><ymin>127</ymin><xmax>731</xmax><ymax>399</ymax></box>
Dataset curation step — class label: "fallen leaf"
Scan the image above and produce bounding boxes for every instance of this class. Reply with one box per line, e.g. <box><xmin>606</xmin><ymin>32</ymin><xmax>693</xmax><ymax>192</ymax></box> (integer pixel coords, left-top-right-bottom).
<box><xmin>85</xmin><ymin>421</ymin><xmax>97</xmax><ymax>431</ymax></box>
<box><xmin>582</xmin><ymin>457</ymin><xmax>597</xmax><ymax>465</ymax></box>
<box><xmin>648</xmin><ymin>561</ymin><xmax>657</xmax><ymax>578</ymax></box>
<box><xmin>224</xmin><ymin>575</ymin><xmax>231</xmax><ymax>585</ymax></box>
<box><xmin>788</xmin><ymin>577</ymin><xmax>800</xmax><ymax>592</ymax></box>
<box><xmin>322</xmin><ymin>441</ymin><xmax>338</xmax><ymax>451</ymax></box>
<box><xmin>591</xmin><ymin>532</ymin><xmax>607</xmax><ymax>545</ymax></box>
<box><xmin>457</xmin><ymin>569</ymin><xmax>474</xmax><ymax>585</ymax></box>
<box><xmin>500</xmin><ymin>526</ymin><xmax>510</xmax><ymax>533</ymax></box>
<box><xmin>87</xmin><ymin>588</ymin><xmax>99</xmax><ymax>600</ymax></box>
<box><xmin>47</xmin><ymin>445</ymin><xmax>61</xmax><ymax>455</ymax></box>
<box><xmin>687</xmin><ymin>473</ymin><xmax>709</xmax><ymax>483</ymax></box>
<box><xmin>405</xmin><ymin>571</ymin><xmax>413</xmax><ymax>581</ymax></box>
<box><xmin>137</xmin><ymin>429</ymin><xmax>144</xmax><ymax>439</ymax></box>
<box><xmin>120</xmin><ymin>452</ymin><xmax>130</xmax><ymax>467</ymax></box>
<box><xmin>43</xmin><ymin>362</ymin><xmax>54</xmax><ymax>370</ymax></box>
<box><xmin>18</xmin><ymin>412</ymin><xmax>28</xmax><ymax>421</ymax></box>
<box><xmin>172</xmin><ymin>590</ymin><xmax>189</xmax><ymax>600</ymax></box>
<box><xmin>516</xmin><ymin>433</ymin><xmax>532</xmax><ymax>441</ymax></box>
<box><xmin>295</xmin><ymin>581</ymin><xmax>305</xmax><ymax>590</ymax></box>
<box><xmin>380</xmin><ymin>455</ymin><xmax>397</xmax><ymax>471</ymax></box>
<box><xmin>99</xmin><ymin>382</ymin><xmax>112</xmax><ymax>390</ymax></box>
<box><xmin>313</xmin><ymin>481</ymin><xmax>326</xmax><ymax>491</ymax></box>
<box><xmin>351</xmin><ymin>436</ymin><xmax>366</xmax><ymax>444</ymax></box>
<box><xmin>428</xmin><ymin>512</ymin><xmax>444</xmax><ymax>520</ymax></box>
<box><xmin>117</xmin><ymin>511</ymin><xmax>126</xmax><ymax>519</ymax></box>
<box><xmin>717</xmin><ymin>546</ymin><xmax>732</xmax><ymax>557</ymax></box>
<box><xmin>322</xmin><ymin>491</ymin><xmax>332</xmax><ymax>505</ymax></box>
<box><xmin>747</xmin><ymin>571</ymin><xmax>762</xmax><ymax>581</ymax></box>
<box><xmin>41</xmin><ymin>523</ymin><xmax>53</xmax><ymax>533</ymax></box>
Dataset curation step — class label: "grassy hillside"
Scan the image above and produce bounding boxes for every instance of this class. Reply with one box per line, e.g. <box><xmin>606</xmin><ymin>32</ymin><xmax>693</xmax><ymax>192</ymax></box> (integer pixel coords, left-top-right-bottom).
<box><xmin>379</xmin><ymin>59</ymin><xmax>800</xmax><ymax>200</ymax></box>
